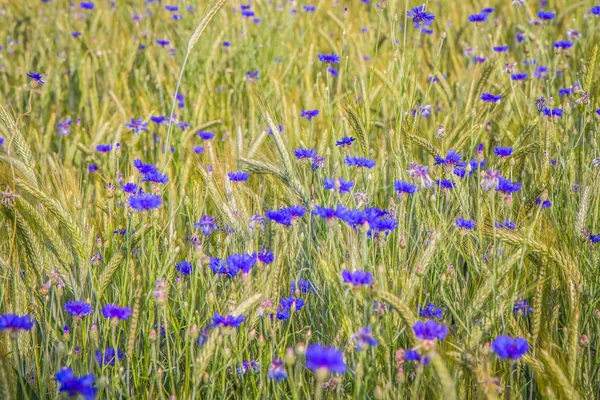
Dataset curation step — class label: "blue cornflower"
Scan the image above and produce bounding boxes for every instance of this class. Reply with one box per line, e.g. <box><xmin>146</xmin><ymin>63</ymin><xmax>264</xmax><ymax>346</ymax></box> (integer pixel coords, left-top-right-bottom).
<box><xmin>64</xmin><ymin>301</ymin><xmax>93</xmax><ymax>318</ymax></box>
<box><xmin>481</xmin><ymin>7</ymin><xmax>494</xmax><ymax>13</ymax></box>
<box><xmin>455</xmin><ymin>217</ymin><xmax>476</xmax><ymax>230</ymax></box>
<box><xmin>468</xmin><ymin>13</ymin><xmax>487</xmax><ymax>23</ymax></box>
<box><xmin>534</xmin><ymin>66</ymin><xmax>549</xmax><ymax>79</ymax></box>
<box><xmin>290</xmin><ymin>279</ymin><xmax>313</xmax><ymax>296</ymax></box>
<box><xmin>128</xmin><ymin>194</ymin><xmax>162</xmax><ymax>211</ymax></box>
<box><xmin>491</xmin><ymin>336</ymin><xmax>529</xmax><ymax>359</ymax></box>
<box><xmin>294</xmin><ymin>148</ymin><xmax>318</xmax><ymax>160</ymax></box>
<box><xmin>336</xmin><ymin>136</ymin><xmax>356</xmax><ymax>147</ymax></box>
<box><xmin>412</xmin><ymin>104</ymin><xmax>432</xmax><ymax>118</ymax></box>
<box><xmin>268</xmin><ymin>358</ymin><xmax>288</xmax><ymax>382</ymax></box>
<box><xmin>125</xmin><ymin>117</ymin><xmax>148</xmax><ymax>135</ymax></box>
<box><xmin>496</xmin><ymin>177</ymin><xmax>521</xmax><ymax>194</ymax></box>
<box><xmin>197</xmin><ymin>131</ymin><xmax>215</xmax><ymax>140</ymax></box>
<box><xmin>436</xmin><ymin>179</ymin><xmax>455</xmax><ymax>190</ymax></box>
<box><xmin>210</xmin><ymin>312</ymin><xmax>244</xmax><ymax>328</ymax></box>
<box><xmin>195</xmin><ymin>216</ymin><xmax>217</xmax><ymax>235</ymax></box>
<box><xmin>342</xmin><ymin>270</ymin><xmax>373</xmax><ymax>286</ymax></box>
<box><xmin>80</xmin><ymin>1</ymin><xmax>94</xmax><ymax>9</ymax></box>
<box><xmin>265</xmin><ymin>125</ymin><xmax>283</xmax><ymax>135</ymax></box>
<box><xmin>300</xmin><ymin>109</ymin><xmax>319</xmax><ymax>120</ymax></box>
<box><xmin>472</xmin><ymin>56</ymin><xmax>487</xmax><ymax>63</ymax></box>
<box><xmin>344</xmin><ymin>156</ymin><xmax>375</xmax><ymax>168</ymax></box>
<box><xmin>481</xmin><ymin>93</ymin><xmax>502</xmax><ymax>103</ymax></box>
<box><xmin>193</xmin><ymin>145</ymin><xmax>205</xmax><ymax>154</ymax></box>
<box><xmin>413</xmin><ymin>320</ymin><xmax>449</xmax><ymax>340</ymax></box>
<box><xmin>305</xmin><ymin>344</ymin><xmax>346</xmax><ymax>374</ymax></box>
<box><xmin>165</xmin><ymin>5</ymin><xmax>178</xmax><ymax>11</ymax></box>
<box><xmin>516</xmin><ymin>32</ymin><xmax>526</xmax><ymax>43</ymax></box>
<box><xmin>511</xmin><ymin>73</ymin><xmax>528</xmax><ymax>81</ymax></box>
<box><xmin>176</xmin><ymin>261</ymin><xmax>193</xmax><ymax>275</ymax></box>
<box><xmin>536</xmin><ymin>196</ymin><xmax>552</xmax><ymax>208</ymax></box>
<box><xmin>513</xmin><ymin>298</ymin><xmax>533</xmax><ymax>316</ymax></box>
<box><xmin>554</xmin><ymin>40</ymin><xmax>573</xmax><ymax>49</ymax></box>
<box><xmin>277</xmin><ymin>297</ymin><xmax>305</xmax><ymax>320</ymax></box>
<box><xmin>404</xmin><ymin>349</ymin><xmax>430</xmax><ymax>365</ymax></box>
<box><xmin>88</xmin><ymin>164</ymin><xmax>98</xmax><ymax>173</ymax></box>
<box><xmin>96</xmin><ymin>348</ymin><xmax>124</xmax><ymax>366</ymax></box>
<box><xmin>590</xmin><ymin>234</ymin><xmax>600</xmax><ymax>243</ymax></box>
<box><xmin>55</xmin><ymin>367</ymin><xmax>97</xmax><ymax>400</ymax></box>
<box><xmin>241</xmin><ymin>9</ymin><xmax>255</xmax><ymax>17</ymax></box>
<box><xmin>407</xmin><ymin>5</ymin><xmax>435</xmax><ymax>29</ymax></box>
<box><xmin>418</xmin><ymin>303</ymin><xmax>444</xmax><ymax>320</ymax></box>
<box><xmin>558</xmin><ymin>87</ymin><xmax>573</xmax><ymax>96</ymax></box>
<box><xmin>327</xmin><ymin>67</ymin><xmax>339</xmax><ymax>76</ymax></box>
<box><xmin>493</xmin><ymin>45</ymin><xmax>509</xmax><ymax>53</ymax></box>
<box><xmin>434</xmin><ymin>150</ymin><xmax>466</xmax><ymax>167</ymax></box>
<box><xmin>493</xmin><ymin>147</ymin><xmax>513</xmax><ymax>157</ymax></box>
<box><xmin>71</xmin><ymin>31</ymin><xmax>82</xmax><ymax>37</ymax></box>
<box><xmin>324</xmin><ymin>178</ymin><xmax>354</xmax><ymax>194</ymax></box>
<box><xmin>318</xmin><ymin>54</ymin><xmax>340</xmax><ymax>63</ymax></box>
<box><xmin>352</xmin><ymin>326</ymin><xmax>378</xmax><ymax>351</ymax></box>
<box><xmin>150</xmin><ymin>116</ymin><xmax>167</xmax><ymax>125</ymax></box>
<box><xmin>495</xmin><ymin>218</ymin><xmax>516</xmax><ymax>230</ymax></box>
<box><xmin>133</xmin><ymin>159</ymin><xmax>159</xmax><ymax>175</ymax></box>
<box><xmin>57</xmin><ymin>118</ymin><xmax>73</xmax><ymax>135</ymax></box>
<box><xmin>210</xmin><ymin>257</ymin><xmax>238</xmax><ymax>278</ymax></box>
<box><xmin>156</xmin><ymin>39</ymin><xmax>170</xmax><ymax>47</ymax></box>
<box><xmin>591</xmin><ymin>6</ymin><xmax>600</xmax><ymax>15</ymax></box>
<box><xmin>255</xmin><ymin>247</ymin><xmax>274</xmax><ymax>264</ymax></box>
<box><xmin>537</xmin><ymin>10</ymin><xmax>555</xmax><ymax>20</ymax></box>
<box><xmin>246</xmin><ymin>70</ymin><xmax>259</xmax><ymax>80</ymax></box>
<box><xmin>266</xmin><ymin>205</ymin><xmax>306</xmax><ymax>226</ymax></box>
<box><xmin>226</xmin><ymin>254</ymin><xmax>257</xmax><ymax>275</ymax></box>
<box><xmin>313</xmin><ymin>206</ymin><xmax>339</xmax><ymax>221</ymax></box>
<box><xmin>26</xmin><ymin>72</ymin><xmax>45</xmax><ymax>85</ymax></box>
<box><xmin>228</xmin><ymin>171</ymin><xmax>250</xmax><ymax>182</ymax></box>
<box><xmin>542</xmin><ymin>108</ymin><xmax>562</xmax><ymax>118</ymax></box>
<box><xmin>394</xmin><ymin>180</ymin><xmax>418</xmax><ymax>196</ymax></box>
<box><xmin>101</xmin><ymin>305</ymin><xmax>131</xmax><ymax>320</ymax></box>
<box><xmin>302</xmin><ymin>5</ymin><xmax>316</xmax><ymax>12</ymax></box>
<box><xmin>96</xmin><ymin>144</ymin><xmax>112</xmax><ymax>153</ymax></box>
<box><xmin>0</xmin><ymin>314</ymin><xmax>34</xmax><ymax>333</ymax></box>
<box><xmin>141</xmin><ymin>171</ymin><xmax>168</xmax><ymax>184</ymax></box>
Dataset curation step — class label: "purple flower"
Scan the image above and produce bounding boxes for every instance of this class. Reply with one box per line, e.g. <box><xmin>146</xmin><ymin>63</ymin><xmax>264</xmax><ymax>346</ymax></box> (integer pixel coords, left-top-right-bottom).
<box><xmin>156</xmin><ymin>39</ymin><xmax>171</xmax><ymax>47</ymax></box>
<box><xmin>342</xmin><ymin>270</ymin><xmax>373</xmax><ymax>286</ymax></box>
<box><xmin>128</xmin><ymin>194</ymin><xmax>162</xmax><ymax>211</ymax></box>
<box><xmin>491</xmin><ymin>336</ymin><xmax>529</xmax><ymax>359</ymax></box>
<box><xmin>336</xmin><ymin>136</ymin><xmax>356</xmax><ymax>147</ymax></box>
<box><xmin>318</xmin><ymin>54</ymin><xmax>340</xmax><ymax>63</ymax></box>
<box><xmin>493</xmin><ymin>45</ymin><xmax>509</xmax><ymax>53</ymax></box>
<box><xmin>472</xmin><ymin>56</ymin><xmax>487</xmax><ymax>63</ymax></box>
<box><xmin>55</xmin><ymin>367</ymin><xmax>97</xmax><ymax>400</ymax></box>
<box><xmin>176</xmin><ymin>261</ymin><xmax>193</xmax><ymax>275</ymax></box>
<box><xmin>481</xmin><ymin>93</ymin><xmax>502</xmax><ymax>103</ymax></box>
<box><xmin>197</xmin><ymin>131</ymin><xmax>215</xmax><ymax>140</ymax></box>
<box><xmin>294</xmin><ymin>148</ymin><xmax>317</xmax><ymax>160</ymax></box>
<box><xmin>407</xmin><ymin>5</ymin><xmax>435</xmax><ymax>29</ymax></box>
<box><xmin>195</xmin><ymin>215</ymin><xmax>216</xmax><ymax>235</ymax></box>
<box><xmin>591</xmin><ymin>6</ymin><xmax>600</xmax><ymax>15</ymax></box>
<box><xmin>352</xmin><ymin>326</ymin><xmax>378</xmax><ymax>351</ymax></box>
<box><xmin>228</xmin><ymin>171</ymin><xmax>250</xmax><ymax>182</ymax></box>
<box><xmin>513</xmin><ymin>298</ymin><xmax>533</xmax><ymax>316</ymax></box>
<box><xmin>418</xmin><ymin>303</ymin><xmax>444</xmax><ymax>320</ymax></box>
<box><xmin>101</xmin><ymin>305</ymin><xmax>131</xmax><ymax>320</ymax></box>
<box><xmin>534</xmin><ymin>66</ymin><xmax>549</xmax><ymax>80</ymax></box>
<box><xmin>255</xmin><ymin>247</ymin><xmax>274</xmax><ymax>264</ymax></box>
<box><xmin>537</xmin><ymin>10</ymin><xmax>555</xmax><ymax>20</ymax></box>
<box><xmin>324</xmin><ymin>178</ymin><xmax>354</xmax><ymax>194</ymax></box>
<box><xmin>542</xmin><ymin>108</ymin><xmax>563</xmax><ymax>118</ymax></box>
<box><xmin>455</xmin><ymin>217</ymin><xmax>476</xmax><ymax>230</ymax></box>
<box><xmin>125</xmin><ymin>117</ymin><xmax>148</xmax><ymax>135</ymax></box>
<box><xmin>96</xmin><ymin>348</ymin><xmax>124</xmax><ymax>365</ymax></box>
<box><xmin>96</xmin><ymin>144</ymin><xmax>112</xmax><ymax>153</ymax></box>
<box><xmin>64</xmin><ymin>301</ymin><xmax>93</xmax><ymax>317</ymax></box>
<box><xmin>0</xmin><ymin>314</ymin><xmax>34</xmax><ymax>333</ymax></box>
<box><xmin>150</xmin><ymin>116</ymin><xmax>167</xmax><ymax>125</ymax></box>
<box><xmin>80</xmin><ymin>1</ymin><xmax>94</xmax><ymax>9</ymax></box>
<box><xmin>434</xmin><ymin>150</ymin><xmax>466</xmax><ymax>167</ymax></box>
<box><xmin>407</xmin><ymin>163</ymin><xmax>433</xmax><ymax>188</ymax></box>
<box><xmin>496</xmin><ymin>177</ymin><xmax>521</xmax><ymax>194</ymax></box>
<box><xmin>468</xmin><ymin>13</ymin><xmax>487</xmax><ymax>22</ymax></box>
<box><xmin>305</xmin><ymin>344</ymin><xmax>346</xmax><ymax>374</ymax></box>
<box><xmin>436</xmin><ymin>179</ymin><xmax>455</xmax><ymax>190</ymax></box>
<box><xmin>554</xmin><ymin>40</ymin><xmax>573</xmax><ymax>49</ymax></box>
<box><xmin>57</xmin><ymin>118</ymin><xmax>73</xmax><ymax>135</ymax></box>
<box><xmin>536</xmin><ymin>196</ymin><xmax>552</xmax><ymax>208</ymax></box>
<box><xmin>87</xmin><ymin>164</ymin><xmax>98</xmax><ymax>173</ymax></box>
<box><xmin>511</xmin><ymin>73</ymin><xmax>528</xmax><ymax>81</ymax></box>
<box><xmin>266</xmin><ymin>205</ymin><xmax>307</xmax><ymax>226</ymax></box>
<box><xmin>394</xmin><ymin>180</ymin><xmax>418</xmax><ymax>195</ymax></box>
<box><xmin>413</xmin><ymin>320</ymin><xmax>449</xmax><ymax>340</ymax></box>
<box><xmin>300</xmin><ymin>109</ymin><xmax>319</xmax><ymax>120</ymax></box>
<box><xmin>268</xmin><ymin>358</ymin><xmax>288</xmax><ymax>381</ymax></box>
<box><xmin>344</xmin><ymin>156</ymin><xmax>375</xmax><ymax>168</ymax></box>
<box><xmin>210</xmin><ymin>312</ymin><xmax>244</xmax><ymax>328</ymax></box>
<box><xmin>26</xmin><ymin>72</ymin><xmax>45</xmax><ymax>85</ymax></box>
<box><xmin>302</xmin><ymin>5</ymin><xmax>316</xmax><ymax>12</ymax></box>
<box><xmin>493</xmin><ymin>147</ymin><xmax>513</xmax><ymax>157</ymax></box>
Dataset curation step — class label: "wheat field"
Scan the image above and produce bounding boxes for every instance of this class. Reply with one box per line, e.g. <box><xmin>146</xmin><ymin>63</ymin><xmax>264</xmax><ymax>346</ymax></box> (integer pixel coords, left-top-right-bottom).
<box><xmin>0</xmin><ymin>0</ymin><xmax>600</xmax><ymax>398</ymax></box>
